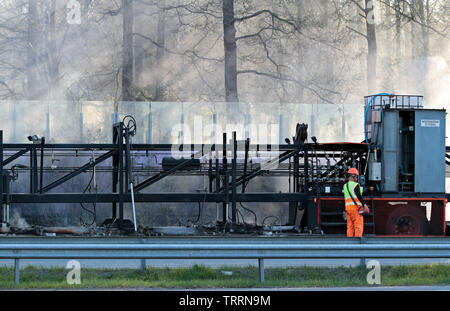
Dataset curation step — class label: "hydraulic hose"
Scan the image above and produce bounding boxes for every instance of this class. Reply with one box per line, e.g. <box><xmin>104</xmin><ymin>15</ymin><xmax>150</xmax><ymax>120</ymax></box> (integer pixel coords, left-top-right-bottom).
<box><xmin>364</xmin><ymin>93</ymin><xmax>391</xmax><ymax>144</ymax></box>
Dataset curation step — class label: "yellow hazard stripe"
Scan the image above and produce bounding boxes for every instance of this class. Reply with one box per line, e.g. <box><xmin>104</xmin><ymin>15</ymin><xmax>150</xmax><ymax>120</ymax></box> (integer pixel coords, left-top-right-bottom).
<box><xmin>345</xmin><ymin>198</ymin><xmax>361</xmax><ymax>204</ymax></box>
<box><xmin>345</xmin><ymin>201</ymin><xmax>362</xmax><ymax>207</ymax></box>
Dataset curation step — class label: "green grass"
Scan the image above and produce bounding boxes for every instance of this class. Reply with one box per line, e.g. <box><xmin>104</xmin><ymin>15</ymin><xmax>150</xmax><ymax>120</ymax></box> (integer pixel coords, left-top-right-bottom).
<box><xmin>0</xmin><ymin>264</ymin><xmax>448</xmax><ymax>289</ymax></box>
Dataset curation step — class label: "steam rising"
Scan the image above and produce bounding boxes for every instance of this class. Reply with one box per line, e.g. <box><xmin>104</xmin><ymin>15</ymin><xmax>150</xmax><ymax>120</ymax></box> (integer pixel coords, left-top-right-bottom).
<box><xmin>0</xmin><ymin>1</ymin><xmax>448</xmax><ymax>226</ymax></box>
<box><xmin>10</xmin><ymin>210</ymin><xmax>30</xmax><ymax>228</ymax></box>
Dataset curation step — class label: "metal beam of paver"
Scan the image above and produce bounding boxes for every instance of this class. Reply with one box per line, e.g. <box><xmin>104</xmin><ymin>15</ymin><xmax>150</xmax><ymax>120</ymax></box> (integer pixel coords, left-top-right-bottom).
<box><xmin>41</xmin><ymin>150</ymin><xmax>116</xmax><ymax>193</ymax></box>
<box><xmin>3</xmin><ymin>148</ymin><xmax>29</xmax><ymax>166</ymax></box>
<box><xmin>8</xmin><ymin>192</ymin><xmax>308</xmax><ymax>203</ymax></box>
<box><xmin>133</xmin><ymin>151</ymin><xmax>203</xmax><ymax>192</ymax></box>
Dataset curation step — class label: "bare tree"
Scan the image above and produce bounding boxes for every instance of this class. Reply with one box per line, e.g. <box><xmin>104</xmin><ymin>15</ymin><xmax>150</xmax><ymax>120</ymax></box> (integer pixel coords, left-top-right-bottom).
<box><xmin>345</xmin><ymin>0</ymin><xmax>378</xmax><ymax>93</ymax></box>
<box><xmin>122</xmin><ymin>0</ymin><xmax>134</xmax><ymax>102</ymax></box>
<box><xmin>154</xmin><ymin>0</ymin><xmax>167</xmax><ymax>101</ymax></box>
<box><xmin>26</xmin><ymin>0</ymin><xmax>39</xmax><ymax>99</ymax></box>
<box><xmin>365</xmin><ymin>0</ymin><xmax>378</xmax><ymax>93</ymax></box>
<box><xmin>0</xmin><ymin>0</ymin><xmax>448</xmax><ymax>106</ymax></box>
<box><xmin>222</xmin><ymin>0</ymin><xmax>238</xmax><ymax>102</ymax></box>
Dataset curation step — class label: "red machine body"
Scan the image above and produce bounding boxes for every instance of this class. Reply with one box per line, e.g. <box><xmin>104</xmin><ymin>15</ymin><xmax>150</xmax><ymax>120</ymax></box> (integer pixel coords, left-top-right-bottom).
<box><xmin>319</xmin><ymin>197</ymin><xmax>446</xmax><ymax>236</ymax></box>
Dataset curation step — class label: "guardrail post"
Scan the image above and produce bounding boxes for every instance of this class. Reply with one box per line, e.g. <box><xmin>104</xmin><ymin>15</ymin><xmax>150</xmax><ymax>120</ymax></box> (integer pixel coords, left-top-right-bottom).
<box><xmin>360</xmin><ymin>237</ymin><xmax>366</xmax><ymax>267</ymax></box>
<box><xmin>258</xmin><ymin>258</ymin><xmax>264</xmax><ymax>283</ymax></box>
<box><xmin>140</xmin><ymin>259</ymin><xmax>146</xmax><ymax>272</ymax></box>
<box><xmin>14</xmin><ymin>251</ymin><xmax>19</xmax><ymax>285</ymax></box>
<box><xmin>14</xmin><ymin>259</ymin><xmax>20</xmax><ymax>284</ymax></box>
<box><xmin>140</xmin><ymin>240</ymin><xmax>146</xmax><ymax>272</ymax></box>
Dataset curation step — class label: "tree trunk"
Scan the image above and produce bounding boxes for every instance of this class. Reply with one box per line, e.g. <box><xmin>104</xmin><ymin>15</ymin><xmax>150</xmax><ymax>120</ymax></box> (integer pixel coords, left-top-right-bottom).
<box><xmin>133</xmin><ymin>1</ymin><xmax>144</xmax><ymax>90</ymax></box>
<box><xmin>365</xmin><ymin>0</ymin><xmax>377</xmax><ymax>93</ymax></box>
<box><xmin>134</xmin><ymin>34</ymin><xmax>144</xmax><ymax>88</ymax></box>
<box><xmin>296</xmin><ymin>1</ymin><xmax>305</xmax><ymax>103</ymax></box>
<box><xmin>222</xmin><ymin>0</ymin><xmax>238</xmax><ymax>103</ymax></box>
<box><xmin>122</xmin><ymin>0</ymin><xmax>134</xmax><ymax>102</ymax></box>
<box><xmin>417</xmin><ymin>0</ymin><xmax>429</xmax><ymax>57</ymax></box>
<box><xmin>383</xmin><ymin>0</ymin><xmax>393</xmax><ymax>89</ymax></box>
<box><xmin>417</xmin><ymin>0</ymin><xmax>429</xmax><ymax>97</ymax></box>
<box><xmin>155</xmin><ymin>0</ymin><xmax>166</xmax><ymax>101</ymax></box>
<box><xmin>320</xmin><ymin>0</ymin><xmax>333</xmax><ymax>89</ymax></box>
<box><xmin>48</xmin><ymin>0</ymin><xmax>60</xmax><ymax>100</ymax></box>
<box><xmin>424</xmin><ymin>0</ymin><xmax>430</xmax><ymax>57</ymax></box>
<box><xmin>410</xmin><ymin>0</ymin><xmax>417</xmax><ymax>59</ymax></box>
<box><xmin>40</xmin><ymin>0</ymin><xmax>50</xmax><ymax>99</ymax></box>
<box><xmin>394</xmin><ymin>0</ymin><xmax>402</xmax><ymax>91</ymax></box>
<box><xmin>26</xmin><ymin>0</ymin><xmax>39</xmax><ymax>100</ymax></box>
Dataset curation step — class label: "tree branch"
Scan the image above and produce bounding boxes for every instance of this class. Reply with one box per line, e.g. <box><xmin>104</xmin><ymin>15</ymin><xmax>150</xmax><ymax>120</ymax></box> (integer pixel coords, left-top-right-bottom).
<box><xmin>234</xmin><ymin>9</ymin><xmax>298</xmax><ymax>32</ymax></box>
<box><xmin>346</xmin><ymin>26</ymin><xmax>367</xmax><ymax>39</ymax></box>
<box><xmin>379</xmin><ymin>0</ymin><xmax>448</xmax><ymax>38</ymax></box>
<box><xmin>237</xmin><ymin>69</ymin><xmax>336</xmax><ymax>105</ymax></box>
<box><xmin>133</xmin><ymin>33</ymin><xmax>223</xmax><ymax>62</ymax></box>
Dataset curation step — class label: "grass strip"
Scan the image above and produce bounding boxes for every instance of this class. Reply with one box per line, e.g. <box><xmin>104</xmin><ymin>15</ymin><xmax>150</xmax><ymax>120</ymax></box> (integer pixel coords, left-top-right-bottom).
<box><xmin>0</xmin><ymin>263</ymin><xmax>448</xmax><ymax>289</ymax></box>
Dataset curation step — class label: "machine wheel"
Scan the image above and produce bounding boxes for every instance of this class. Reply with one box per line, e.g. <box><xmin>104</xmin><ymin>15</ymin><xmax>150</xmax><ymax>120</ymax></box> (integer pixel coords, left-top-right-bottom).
<box><xmin>385</xmin><ymin>205</ymin><xmax>430</xmax><ymax>236</ymax></box>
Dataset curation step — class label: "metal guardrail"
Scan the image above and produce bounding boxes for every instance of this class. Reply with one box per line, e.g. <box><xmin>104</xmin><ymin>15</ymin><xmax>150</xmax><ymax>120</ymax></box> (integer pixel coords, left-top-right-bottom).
<box><xmin>1</xmin><ymin>236</ymin><xmax>449</xmax><ymax>244</ymax></box>
<box><xmin>1</xmin><ymin>236</ymin><xmax>449</xmax><ymax>284</ymax></box>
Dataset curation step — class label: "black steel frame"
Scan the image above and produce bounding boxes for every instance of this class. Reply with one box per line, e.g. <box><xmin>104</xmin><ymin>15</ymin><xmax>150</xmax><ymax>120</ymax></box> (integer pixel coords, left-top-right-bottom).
<box><xmin>0</xmin><ymin>124</ymin><xmax>373</xmax><ymax>231</ymax></box>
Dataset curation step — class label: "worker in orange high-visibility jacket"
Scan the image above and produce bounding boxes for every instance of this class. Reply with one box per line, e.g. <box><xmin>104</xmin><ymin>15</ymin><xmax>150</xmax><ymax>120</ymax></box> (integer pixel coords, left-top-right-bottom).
<box><xmin>343</xmin><ymin>168</ymin><xmax>369</xmax><ymax>237</ymax></box>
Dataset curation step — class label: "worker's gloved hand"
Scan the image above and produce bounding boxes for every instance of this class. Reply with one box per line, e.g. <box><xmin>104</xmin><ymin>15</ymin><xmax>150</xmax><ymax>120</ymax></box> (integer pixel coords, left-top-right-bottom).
<box><xmin>358</xmin><ymin>204</ymin><xmax>370</xmax><ymax>214</ymax></box>
<box><xmin>342</xmin><ymin>211</ymin><xmax>347</xmax><ymax>221</ymax></box>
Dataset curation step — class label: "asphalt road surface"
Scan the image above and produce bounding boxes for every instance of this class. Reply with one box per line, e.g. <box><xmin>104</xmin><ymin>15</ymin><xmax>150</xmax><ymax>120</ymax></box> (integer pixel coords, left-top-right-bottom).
<box><xmin>5</xmin><ymin>285</ymin><xmax>450</xmax><ymax>291</ymax></box>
